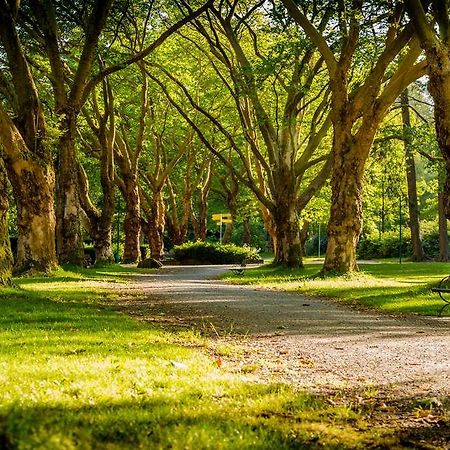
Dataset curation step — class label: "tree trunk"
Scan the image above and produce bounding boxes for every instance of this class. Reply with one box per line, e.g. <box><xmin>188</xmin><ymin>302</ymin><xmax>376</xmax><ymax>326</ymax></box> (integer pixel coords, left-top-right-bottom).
<box><xmin>323</xmin><ymin>133</ymin><xmax>367</xmax><ymax>273</ymax></box>
<box><xmin>12</xmin><ymin>162</ymin><xmax>58</xmax><ymax>273</ymax></box>
<box><xmin>121</xmin><ymin>175</ymin><xmax>141</xmax><ymax>264</ymax></box>
<box><xmin>272</xmin><ymin>200</ymin><xmax>302</xmax><ymax>268</ymax></box>
<box><xmin>166</xmin><ymin>179</ymin><xmax>190</xmax><ymax>246</ymax></box>
<box><xmin>438</xmin><ymin>178</ymin><xmax>450</xmax><ymax>261</ymax></box>
<box><xmin>147</xmin><ymin>190</ymin><xmax>165</xmax><ymax>260</ymax></box>
<box><xmin>56</xmin><ymin>112</ymin><xmax>84</xmax><ymax>265</ymax></box>
<box><xmin>425</xmin><ymin>50</ymin><xmax>450</xmax><ymax>219</ymax></box>
<box><xmin>401</xmin><ymin>90</ymin><xmax>426</xmax><ymax>261</ymax></box>
<box><xmin>91</xmin><ymin>216</ymin><xmax>114</xmax><ymax>264</ymax></box>
<box><xmin>223</xmin><ymin>222</ymin><xmax>234</xmax><ymax>244</ymax></box>
<box><xmin>242</xmin><ymin>215</ymin><xmax>251</xmax><ymax>245</ymax></box>
<box><xmin>0</xmin><ymin>108</ymin><xmax>58</xmax><ymax>274</ymax></box>
<box><xmin>0</xmin><ymin>162</ymin><xmax>12</xmax><ymax>285</ymax></box>
<box><xmin>299</xmin><ymin>220</ymin><xmax>309</xmax><ymax>257</ymax></box>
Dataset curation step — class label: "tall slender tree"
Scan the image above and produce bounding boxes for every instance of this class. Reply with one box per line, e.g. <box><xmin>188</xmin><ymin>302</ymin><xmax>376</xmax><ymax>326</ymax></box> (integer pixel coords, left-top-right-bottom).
<box><xmin>401</xmin><ymin>88</ymin><xmax>426</xmax><ymax>261</ymax></box>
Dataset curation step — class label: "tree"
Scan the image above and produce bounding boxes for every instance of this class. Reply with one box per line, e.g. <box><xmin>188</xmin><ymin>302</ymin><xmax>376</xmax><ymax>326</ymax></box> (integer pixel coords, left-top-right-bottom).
<box><xmin>0</xmin><ymin>0</ymin><xmax>58</xmax><ymax>273</ymax></box>
<box><xmin>17</xmin><ymin>0</ymin><xmax>213</xmax><ymax>265</ymax></box>
<box><xmin>0</xmin><ymin>160</ymin><xmax>12</xmax><ymax>285</ymax></box>
<box><xmin>282</xmin><ymin>0</ymin><xmax>426</xmax><ymax>273</ymax></box>
<box><xmin>153</xmin><ymin>3</ymin><xmax>333</xmax><ymax>267</ymax></box>
<box><xmin>139</xmin><ymin>96</ymin><xmax>192</xmax><ymax>259</ymax></box>
<box><xmin>401</xmin><ymin>88</ymin><xmax>426</xmax><ymax>260</ymax></box>
<box><xmin>405</xmin><ymin>0</ymin><xmax>450</xmax><ymax>219</ymax></box>
<box><xmin>78</xmin><ymin>75</ymin><xmax>116</xmax><ymax>264</ymax></box>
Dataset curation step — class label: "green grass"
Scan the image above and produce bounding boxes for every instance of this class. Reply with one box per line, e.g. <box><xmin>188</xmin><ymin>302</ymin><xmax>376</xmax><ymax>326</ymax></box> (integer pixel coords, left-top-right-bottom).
<box><xmin>223</xmin><ymin>259</ymin><xmax>450</xmax><ymax>316</ymax></box>
<box><xmin>0</xmin><ymin>265</ymin><xmax>401</xmax><ymax>449</ymax></box>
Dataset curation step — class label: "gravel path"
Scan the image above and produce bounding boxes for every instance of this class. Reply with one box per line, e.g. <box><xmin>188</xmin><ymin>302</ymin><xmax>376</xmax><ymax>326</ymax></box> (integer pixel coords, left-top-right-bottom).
<box><xmin>118</xmin><ymin>265</ymin><xmax>450</xmax><ymax>400</ymax></box>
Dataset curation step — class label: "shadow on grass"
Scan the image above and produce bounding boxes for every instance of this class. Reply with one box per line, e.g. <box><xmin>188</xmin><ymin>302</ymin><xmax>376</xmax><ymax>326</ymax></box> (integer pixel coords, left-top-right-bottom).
<box><xmin>15</xmin><ymin>264</ymin><xmax>153</xmax><ymax>286</ymax></box>
<box><xmin>0</xmin><ymin>393</ymin><xmax>324</xmax><ymax>450</ymax></box>
<box><xmin>0</xmin><ymin>285</ymin><xmax>387</xmax><ymax>449</ymax></box>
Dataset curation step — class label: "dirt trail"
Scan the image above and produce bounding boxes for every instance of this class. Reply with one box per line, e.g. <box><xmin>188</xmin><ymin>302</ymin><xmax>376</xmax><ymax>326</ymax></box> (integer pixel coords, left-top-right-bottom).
<box><xmin>117</xmin><ymin>265</ymin><xmax>450</xmax><ymax>400</ymax></box>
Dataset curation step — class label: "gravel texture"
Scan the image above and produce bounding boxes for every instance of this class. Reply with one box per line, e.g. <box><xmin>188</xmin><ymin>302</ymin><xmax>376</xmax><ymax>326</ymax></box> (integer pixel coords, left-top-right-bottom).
<box><xmin>115</xmin><ymin>264</ymin><xmax>450</xmax><ymax>402</ymax></box>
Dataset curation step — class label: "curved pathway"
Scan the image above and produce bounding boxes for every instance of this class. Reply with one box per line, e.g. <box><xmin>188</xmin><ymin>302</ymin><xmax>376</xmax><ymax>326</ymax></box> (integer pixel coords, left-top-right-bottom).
<box><xmin>118</xmin><ymin>265</ymin><xmax>450</xmax><ymax>400</ymax></box>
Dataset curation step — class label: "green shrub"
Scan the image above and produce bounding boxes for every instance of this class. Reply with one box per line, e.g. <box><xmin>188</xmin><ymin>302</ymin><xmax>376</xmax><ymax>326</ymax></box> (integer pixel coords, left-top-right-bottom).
<box><xmin>421</xmin><ymin>231</ymin><xmax>440</xmax><ymax>258</ymax></box>
<box><xmin>357</xmin><ymin>231</ymin><xmax>412</xmax><ymax>259</ymax></box>
<box><xmin>357</xmin><ymin>228</ymin><xmax>441</xmax><ymax>259</ymax></box>
<box><xmin>171</xmin><ymin>241</ymin><xmax>261</xmax><ymax>264</ymax></box>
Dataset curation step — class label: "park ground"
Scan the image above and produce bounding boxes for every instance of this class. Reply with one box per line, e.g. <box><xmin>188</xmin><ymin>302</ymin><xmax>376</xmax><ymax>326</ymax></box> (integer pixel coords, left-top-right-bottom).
<box><xmin>0</xmin><ymin>260</ymin><xmax>450</xmax><ymax>449</ymax></box>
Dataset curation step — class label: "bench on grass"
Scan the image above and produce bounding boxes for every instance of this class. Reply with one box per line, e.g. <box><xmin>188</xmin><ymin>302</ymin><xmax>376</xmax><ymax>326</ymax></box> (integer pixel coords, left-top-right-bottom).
<box><xmin>431</xmin><ymin>275</ymin><xmax>450</xmax><ymax>317</ymax></box>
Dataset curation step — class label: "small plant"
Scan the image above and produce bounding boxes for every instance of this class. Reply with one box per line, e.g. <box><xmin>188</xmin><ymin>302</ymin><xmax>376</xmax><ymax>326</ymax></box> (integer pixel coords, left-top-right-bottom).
<box><xmin>171</xmin><ymin>241</ymin><xmax>261</xmax><ymax>264</ymax></box>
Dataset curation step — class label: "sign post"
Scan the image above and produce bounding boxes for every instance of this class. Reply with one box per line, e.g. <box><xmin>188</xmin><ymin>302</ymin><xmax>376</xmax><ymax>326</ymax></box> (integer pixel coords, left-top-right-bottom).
<box><xmin>212</xmin><ymin>213</ymin><xmax>232</xmax><ymax>243</ymax></box>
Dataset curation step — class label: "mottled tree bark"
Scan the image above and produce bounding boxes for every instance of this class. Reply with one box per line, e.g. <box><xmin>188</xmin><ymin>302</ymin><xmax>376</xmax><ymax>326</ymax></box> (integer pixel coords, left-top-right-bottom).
<box><xmin>0</xmin><ymin>2</ymin><xmax>57</xmax><ymax>273</ymax></box>
<box><xmin>0</xmin><ymin>106</ymin><xmax>57</xmax><ymax>273</ymax></box>
<box><xmin>272</xmin><ymin>202</ymin><xmax>302</xmax><ymax>268</ymax></box>
<box><xmin>0</xmin><ymin>161</ymin><xmax>12</xmax><ymax>285</ymax></box>
<box><xmin>147</xmin><ymin>190</ymin><xmax>165</xmax><ymax>260</ymax></box>
<box><xmin>438</xmin><ymin>178</ymin><xmax>450</xmax><ymax>261</ymax></box>
<box><xmin>166</xmin><ymin>178</ymin><xmax>190</xmax><ymax>246</ymax></box>
<box><xmin>56</xmin><ymin>112</ymin><xmax>84</xmax><ymax>264</ymax></box>
<box><xmin>323</xmin><ymin>132</ymin><xmax>366</xmax><ymax>273</ymax></box>
<box><xmin>242</xmin><ymin>215</ymin><xmax>251</xmax><ymax>245</ymax></box>
<box><xmin>299</xmin><ymin>220</ymin><xmax>309</xmax><ymax>257</ymax></box>
<box><xmin>405</xmin><ymin>0</ymin><xmax>450</xmax><ymax>218</ymax></box>
<box><xmin>401</xmin><ymin>89</ymin><xmax>425</xmax><ymax>261</ymax></box>
<box><xmin>192</xmin><ymin>161</ymin><xmax>213</xmax><ymax>241</ymax></box>
<box><xmin>121</xmin><ymin>175</ymin><xmax>141</xmax><ymax>263</ymax></box>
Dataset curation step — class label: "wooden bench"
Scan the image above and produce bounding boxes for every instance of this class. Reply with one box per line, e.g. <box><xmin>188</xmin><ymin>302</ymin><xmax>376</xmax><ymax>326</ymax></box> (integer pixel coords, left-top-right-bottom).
<box><xmin>431</xmin><ymin>275</ymin><xmax>450</xmax><ymax>317</ymax></box>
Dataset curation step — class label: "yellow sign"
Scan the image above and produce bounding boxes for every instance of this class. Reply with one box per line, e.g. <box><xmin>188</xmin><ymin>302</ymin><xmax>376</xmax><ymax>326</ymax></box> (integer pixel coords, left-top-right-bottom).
<box><xmin>212</xmin><ymin>213</ymin><xmax>232</xmax><ymax>221</ymax></box>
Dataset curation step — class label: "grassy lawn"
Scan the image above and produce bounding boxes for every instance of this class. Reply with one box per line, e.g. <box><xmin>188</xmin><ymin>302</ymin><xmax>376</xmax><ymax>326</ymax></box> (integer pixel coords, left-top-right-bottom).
<box><xmin>223</xmin><ymin>259</ymin><xmax>450</xmax><ymax>316</ymax></box>
<box><xmin>0</xmin><ymin>265</ymin><xmax>404</xmax><ymax>449</ymax></box>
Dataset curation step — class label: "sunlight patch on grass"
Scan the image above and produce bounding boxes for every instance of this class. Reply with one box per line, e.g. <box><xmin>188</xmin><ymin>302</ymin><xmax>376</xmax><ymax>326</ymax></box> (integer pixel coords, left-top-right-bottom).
<box><xmin>0</xmin><ymin>265</ymin><xmax>400</xmax><ymax>449</ymax></box>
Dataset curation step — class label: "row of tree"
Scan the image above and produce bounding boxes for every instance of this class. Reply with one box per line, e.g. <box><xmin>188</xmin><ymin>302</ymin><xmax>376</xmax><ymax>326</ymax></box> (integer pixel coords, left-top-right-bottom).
<box><xmin>1</xmin><ymin>0</ymin><xmax>450</xmax><ymax>285</ymax></box>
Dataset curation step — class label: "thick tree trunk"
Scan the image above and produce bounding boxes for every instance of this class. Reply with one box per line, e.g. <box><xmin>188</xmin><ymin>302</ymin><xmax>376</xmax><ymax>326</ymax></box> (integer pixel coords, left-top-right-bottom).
<box><xmin>121</xmin><ymin>176</ymin><xmax>141</xmax><ymax>264</ymax></box>
<box><xmin>0</xmin><ymin>162</ymin><xmax>12</xmax><ymax>285</ymax></box>
<box><xmin>223</xmin><ymin>222</ymin><xmax>234</xmax><ymax>244</ymax></box>
<box><xmin>56</xmin><ymin>112</ymin><xmax>84</xmax><ymax>265</ymax></box>
<box><xmin>299</xmin><ymin>220</ymin><xmax>309</xmax><ymax>257</ymax></box>
<box><xmin>426</xmin><ymin>51</ymin><xmax>450</xmax><ymax>219</ymax></box>
<box><xmin>91</xmin><ymin>217</ymin><xmax>114</xmax><ymax>264</ymax></box>
<box><xmin>166</xmin><ymin>181</ymin><xmax>190</xmax><ymax>246</ymax></box>
<box><xmin>323</xmin><ymin>134</ymin><xmax>367</xmax><ymax>273</ymax></box>
<box><xmin>0</xmin><ymin>108</ymin><xmax>58</xmax><ymax>273</ymax></box>
<box><xmin>242</xmin><ymin>215</ymin><xmax>251</xmax><ymax>245</ymax></box>
<box><xmin>272</xmin><ymin>199</ymin><xmax>302</xmax><ymax>268</ymax></box>
<box><xmin>438</xmin><ymin>179</ymin><xmax>450</xmax><ymax>261</ymax></box>
<box><xmin>12</xmin><ymin>163</ymin><xmax>57</xmax><ymax>273</ymax></box>
<box><xmin>192</xmin><ymin>192</ymin><xmax>209</xmax><ymax>241</ymax></box>
<box><xmin>147</xmin><ymin>190</ymin><xmax>165</xmax><ymax>260</ymax></box>
<box><xmin>401</xmin><ymin>90</ymin><xmax>426</xmax><ymax>261</ymax></box>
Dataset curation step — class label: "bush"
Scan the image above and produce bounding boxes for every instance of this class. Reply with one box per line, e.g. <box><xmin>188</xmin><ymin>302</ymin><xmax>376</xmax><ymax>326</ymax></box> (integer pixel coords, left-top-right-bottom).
<box><xmin>357</xmin><ymin>229</ymin><xmax>441</xmax><ymax>259</ymax></box>
<box><xmin>171</xmin><ymin>241</ymin><xmax>261</xmax><ymax>264</ymax></box>
<box><xmin>357</xmin><ymin>231</ymin><xmax>412</xmax><ymax>259</ymax></box>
